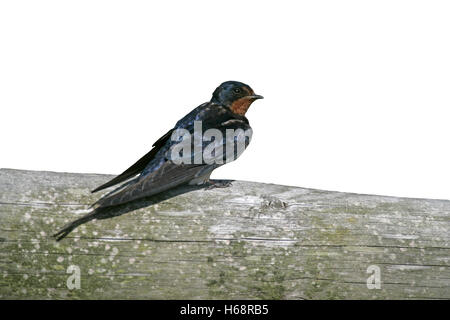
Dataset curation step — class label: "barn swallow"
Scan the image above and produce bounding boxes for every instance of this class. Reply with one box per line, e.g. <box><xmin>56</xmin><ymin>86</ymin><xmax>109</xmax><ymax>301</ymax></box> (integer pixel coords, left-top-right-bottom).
<box><xmin>57</xmin><ymin>81</ymin><xmax>262</xmax><ymax>220</ymax></box>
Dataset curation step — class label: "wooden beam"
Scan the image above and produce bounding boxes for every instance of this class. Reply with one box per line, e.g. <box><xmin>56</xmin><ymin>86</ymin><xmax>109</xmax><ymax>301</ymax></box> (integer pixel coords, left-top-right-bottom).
<box><xmin>0</xmin><ymin>168</ymin><xmax>448</xmax><ymax>299</ymax></box>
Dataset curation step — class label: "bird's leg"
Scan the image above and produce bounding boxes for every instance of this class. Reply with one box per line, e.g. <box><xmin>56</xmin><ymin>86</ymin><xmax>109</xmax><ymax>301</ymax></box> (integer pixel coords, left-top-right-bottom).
<box><xmin>204</xmin><ymin>179</ymin><xmax>232</xmax><ymax>190</ymax></box>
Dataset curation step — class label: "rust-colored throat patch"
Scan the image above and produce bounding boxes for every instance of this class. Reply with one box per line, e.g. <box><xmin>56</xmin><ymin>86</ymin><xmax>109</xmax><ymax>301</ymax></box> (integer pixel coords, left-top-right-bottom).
<box><xmin>230</xmin><ymin>97</ymin><xmax>257</xmax><ymax>116</ymax></box>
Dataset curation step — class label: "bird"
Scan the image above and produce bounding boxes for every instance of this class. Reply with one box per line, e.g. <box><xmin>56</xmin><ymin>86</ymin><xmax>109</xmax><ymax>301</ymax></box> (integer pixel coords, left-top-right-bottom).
<box><xmin>53</xmin><ymin>81</ymin><xmax>262</xmax><ymax>240</ymax></box>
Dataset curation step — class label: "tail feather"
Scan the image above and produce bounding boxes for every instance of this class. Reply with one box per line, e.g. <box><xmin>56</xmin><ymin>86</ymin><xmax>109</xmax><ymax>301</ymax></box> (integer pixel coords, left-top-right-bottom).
<box><xmin>52</xmin><ymin>209</ymin><xmax>99</xmax><ymax>241</ymax></box>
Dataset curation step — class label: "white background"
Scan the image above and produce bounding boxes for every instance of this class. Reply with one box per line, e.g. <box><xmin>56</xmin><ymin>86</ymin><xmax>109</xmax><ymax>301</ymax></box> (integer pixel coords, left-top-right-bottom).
<box><xmin>1</xmin><ymin>1</ymin><xmax>449</xmax><ymax>200</ymax></box>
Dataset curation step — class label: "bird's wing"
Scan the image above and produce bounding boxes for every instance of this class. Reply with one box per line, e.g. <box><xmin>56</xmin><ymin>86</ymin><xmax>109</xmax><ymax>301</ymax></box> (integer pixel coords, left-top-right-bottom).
<box><xmin>91</xmin><ymin>128</ymin><xmax>174</xmax><ymax>193</ymax></box>
<box><xmin>90</xmin><ymin>103</ymin><xmax>224</xmax><ymax>194</ymax></box>
<box><xmin>93</xmin><ymin>115</ymin><xmax>251</xmax><ymax>208</ymax></box>
<box><xmin>93</xmin><ymin>162</ymin><xmax>208</xmax><ymax>208</ymax></box>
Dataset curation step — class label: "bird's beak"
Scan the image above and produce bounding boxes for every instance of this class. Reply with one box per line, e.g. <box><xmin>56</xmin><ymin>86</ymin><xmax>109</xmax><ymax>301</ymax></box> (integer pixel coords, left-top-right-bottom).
<box><xmin>247</xmin><ymin>94</ymin><xmax>264</xmax><ymax>100</ymax></box>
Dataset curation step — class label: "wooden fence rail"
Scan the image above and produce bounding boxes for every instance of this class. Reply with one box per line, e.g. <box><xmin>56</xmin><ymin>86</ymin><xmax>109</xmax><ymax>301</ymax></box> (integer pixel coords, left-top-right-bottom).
<box><xmin>0</xmin><ymin>168</ymin><xmax>448</xmax><ymax>299</ymax></box>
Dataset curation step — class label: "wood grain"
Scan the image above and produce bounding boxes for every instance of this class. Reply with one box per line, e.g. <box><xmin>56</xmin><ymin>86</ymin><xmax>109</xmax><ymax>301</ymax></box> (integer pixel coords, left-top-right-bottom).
<box><xmin>0</xmin><ymin>168</ymin><xmax>448</xmax><ymax>299</ymax></box>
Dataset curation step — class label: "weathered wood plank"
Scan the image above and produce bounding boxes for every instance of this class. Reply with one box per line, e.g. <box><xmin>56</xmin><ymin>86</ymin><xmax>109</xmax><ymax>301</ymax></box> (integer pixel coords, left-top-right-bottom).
<box><xmin>0</xmin><ymin>168</ymin><xmax>449</xmax><ymax>299</ymax></box>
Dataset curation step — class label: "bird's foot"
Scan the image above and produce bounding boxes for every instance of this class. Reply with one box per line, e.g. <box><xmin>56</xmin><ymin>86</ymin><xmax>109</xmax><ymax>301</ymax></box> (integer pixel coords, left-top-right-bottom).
<box><xmin>204</xmin><ymin>180</ymin><xmax>233</xmax><ymax>190</ymax></box>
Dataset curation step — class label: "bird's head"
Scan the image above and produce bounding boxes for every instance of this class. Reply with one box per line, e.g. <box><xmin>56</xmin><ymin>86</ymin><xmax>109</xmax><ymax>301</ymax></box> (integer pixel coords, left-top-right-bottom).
<box><xmin>211</xmin><ymin>81</ymin><xmax>263</xmax><ymax>116</ymax></box>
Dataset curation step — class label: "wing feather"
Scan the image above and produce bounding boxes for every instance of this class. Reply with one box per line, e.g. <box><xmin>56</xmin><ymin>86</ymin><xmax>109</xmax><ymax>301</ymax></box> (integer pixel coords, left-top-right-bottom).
<box><xmin>91</xmin><ymin>129</ymin><xmax>174</xmax><ymax>193</ymax></box>
<box><xmin>94</xmin><ymin>162</ymin><xmax>207</xmax><ymax>208</ymax></box>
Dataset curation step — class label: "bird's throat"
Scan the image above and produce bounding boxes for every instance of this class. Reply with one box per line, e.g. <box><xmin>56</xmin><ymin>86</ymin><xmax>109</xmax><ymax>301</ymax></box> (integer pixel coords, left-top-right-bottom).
<box><xmin>230</xmin><ymin>98</ymin><xmax>254</xmax><ymax>116</ymax></box>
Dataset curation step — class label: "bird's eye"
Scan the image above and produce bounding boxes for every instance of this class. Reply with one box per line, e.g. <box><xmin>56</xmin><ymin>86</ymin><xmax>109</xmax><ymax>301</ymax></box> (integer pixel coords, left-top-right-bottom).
<box><xmin>233</xmin><ymin>88</ymin><xmax>241</xmax><ymax>94</ymax></box>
